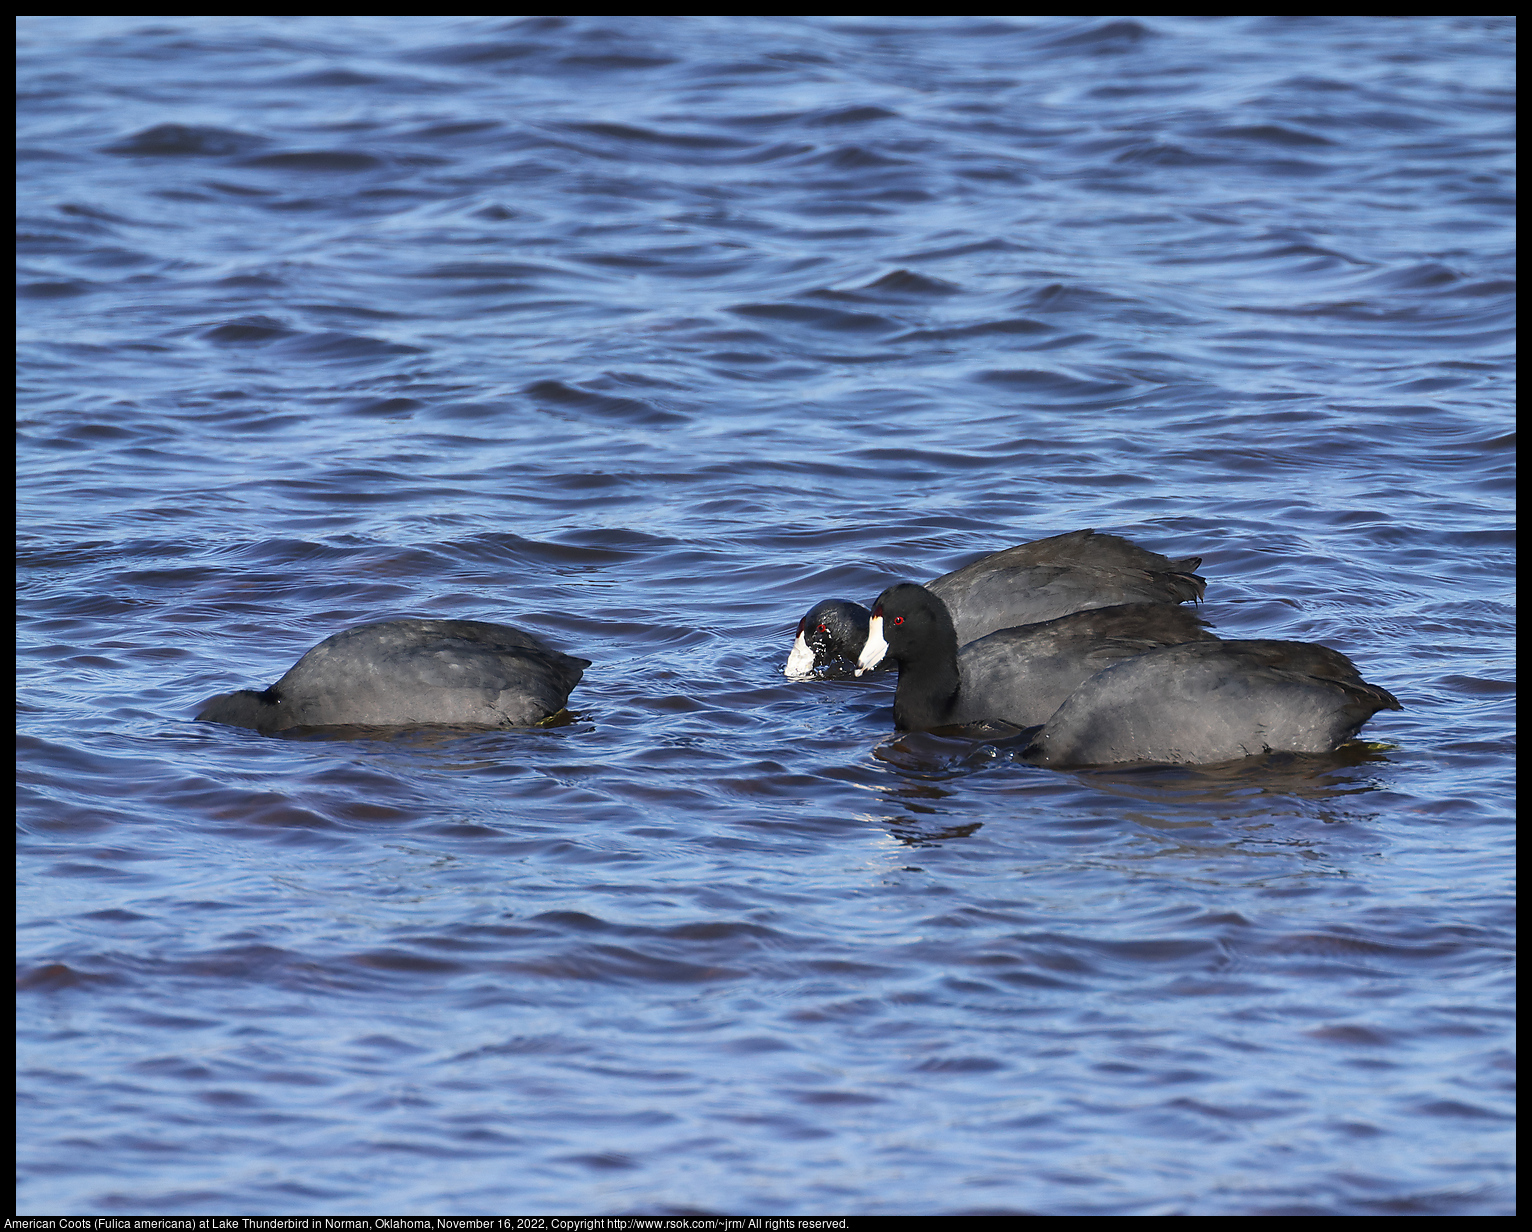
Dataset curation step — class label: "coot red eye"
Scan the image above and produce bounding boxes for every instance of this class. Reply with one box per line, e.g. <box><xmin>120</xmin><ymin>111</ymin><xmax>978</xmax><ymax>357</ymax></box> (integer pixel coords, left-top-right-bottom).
<box><xmin>817</xmin><ymin>623</ymin><xmax>828</xmax><ymax>633</ymax></box>
<box><xmin>892</xmin><ymin>615</ymin><xmax>904</xmax><ymax>626</ymax></box>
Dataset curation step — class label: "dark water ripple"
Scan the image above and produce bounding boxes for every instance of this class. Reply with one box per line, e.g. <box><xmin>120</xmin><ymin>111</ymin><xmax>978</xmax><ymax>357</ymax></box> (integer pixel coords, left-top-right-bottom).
<box><xmin>18</xmin><ymin>15</ymin><xmax>1513</xmax><ymax>1217</ymax></box>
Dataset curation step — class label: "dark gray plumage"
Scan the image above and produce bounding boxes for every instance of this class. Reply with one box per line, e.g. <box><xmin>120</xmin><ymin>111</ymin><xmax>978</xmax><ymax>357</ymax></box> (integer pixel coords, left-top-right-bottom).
<box><xmin>1024</xmin><ymin>639</ymin><xmax>1402</xmax><ymax>767</ymax></box>
<box><xmin>930</xmin><ymin>528</ymin><xmax>1205</xmax><ymax>644</ymax></box>
<box><xmin>196</xmin><ymin>619</ymin><xmax>589</xmax><ymax>734</ymax></box>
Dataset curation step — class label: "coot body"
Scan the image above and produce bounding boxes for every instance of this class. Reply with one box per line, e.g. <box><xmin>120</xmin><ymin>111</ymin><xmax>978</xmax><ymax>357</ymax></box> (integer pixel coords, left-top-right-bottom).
<box><xmin>1023</xmin><ymin>639</ymin><xmax>1402</xmax><ymax>767</ymax></box>
<box><xmin>196</xmin><ymin>619</ymin><xmax>589</xmax><ymax>734</ymax></box>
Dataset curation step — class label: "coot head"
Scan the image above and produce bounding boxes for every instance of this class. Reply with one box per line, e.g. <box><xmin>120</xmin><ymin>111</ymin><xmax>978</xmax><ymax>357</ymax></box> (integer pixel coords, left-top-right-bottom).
<box><xmin>784</xmin><ymin>599</ymin><xmax>877</xmax><ymax>676</ymax></box>
<box><xmin>857</xmin><ymin>583</ymin><xmax>957</xmax><ymax>674</ymax></box>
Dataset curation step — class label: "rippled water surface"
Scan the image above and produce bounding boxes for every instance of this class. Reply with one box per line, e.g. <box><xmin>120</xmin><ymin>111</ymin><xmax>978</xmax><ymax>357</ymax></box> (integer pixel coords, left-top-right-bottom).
<box><xmin>17</xmin><ymin>15</ymin><xmax>1514</xmax><ymax>1216</ymax></box>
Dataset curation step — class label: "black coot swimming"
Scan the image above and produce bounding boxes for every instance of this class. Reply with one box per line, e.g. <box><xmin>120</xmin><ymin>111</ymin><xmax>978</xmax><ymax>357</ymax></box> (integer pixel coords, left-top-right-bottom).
<box><xmin>859</xmin><ymin>584</ymin><xmax>1400</xmax><ymax>765</ymax></box>
<box><xmin>857</xmin><ymin>582</ymin><xmax>1217</xmax><ymax>730</ymax></box>
<box><xmin>196</xmin><ymin>619</ymin><xmax>589</xmax><ymax>734</ymax></box>
<box><xmin>785</xmin><ymin>528</ymin><xmax>1205</xmax><ymax>676</ymax></box>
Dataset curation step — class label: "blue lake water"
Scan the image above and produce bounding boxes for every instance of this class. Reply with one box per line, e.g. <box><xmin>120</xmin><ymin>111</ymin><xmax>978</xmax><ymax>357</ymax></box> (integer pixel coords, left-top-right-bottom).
<box><xmin>16</xmin><ymin>15</ymin><xmax>1514</xmax><ymax>1216</ymax></box>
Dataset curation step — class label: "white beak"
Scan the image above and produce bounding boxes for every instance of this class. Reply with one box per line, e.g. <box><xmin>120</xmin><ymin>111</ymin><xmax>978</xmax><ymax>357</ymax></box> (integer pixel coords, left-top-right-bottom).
<box><xmin>784</xmin><ymin>630</ymin><xmax>816</xmax><ymax>677</ymax></box>
<box><xmin>855</xmin><ymin>614</ymin><xmax>888</xmax><ymax>675</ymax></box>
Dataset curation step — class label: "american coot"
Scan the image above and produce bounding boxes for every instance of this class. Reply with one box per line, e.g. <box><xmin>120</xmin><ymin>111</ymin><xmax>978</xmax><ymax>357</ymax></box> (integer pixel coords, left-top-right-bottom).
<box><xmin>195</xmin><ymin>619</ymin><xmax>590</xmax><ymax>734</ymax></box>
<box><xmin>785</xmin><ymin>528</ymin><xmax>1205</xmax><ymax>676</ymax></box>
<box><xmin>856</xmin><ymin>583</ymin><xmax>1218</xmax><ymax>730</ymax></box>
<box><xmin>1022</xmin><ymin>640</ymin><xmax>1402</xmax><ymax>767</ymax></box>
